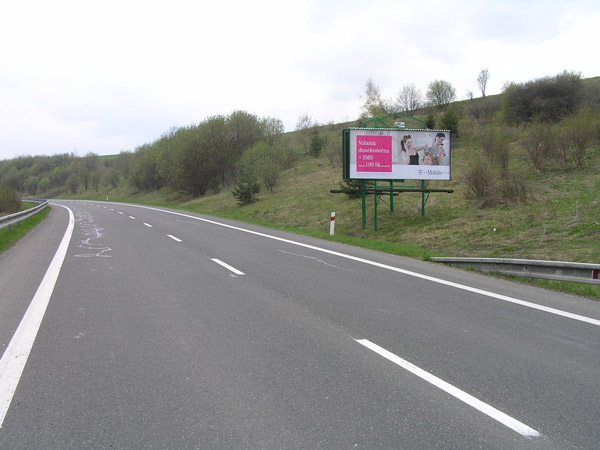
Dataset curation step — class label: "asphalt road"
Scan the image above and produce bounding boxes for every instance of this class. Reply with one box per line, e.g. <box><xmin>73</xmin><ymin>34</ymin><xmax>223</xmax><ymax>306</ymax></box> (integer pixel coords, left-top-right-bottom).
<box><xmin>1</xmin><ymin>200</ymin><xmax>599</xmax><ymax>449</ymax></box>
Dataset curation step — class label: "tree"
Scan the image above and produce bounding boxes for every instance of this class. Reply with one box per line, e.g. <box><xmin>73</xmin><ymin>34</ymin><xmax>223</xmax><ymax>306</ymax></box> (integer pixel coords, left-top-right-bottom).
<box><xmin>232</xmin><ymin>177</ymin><xmax>260</xmax><ymax>205</ymax></box>
<box><xmin>295</xmin><ymin>113</ymin><xmax>315</xmax><ymax>154</ymax></box>
<box><xmin>237</xmin><ymin>141</ymin><xmax>284</xmax><ymax>193</ymax></box>
<box><xmin>223</xmin><ymin>111</ymin><xmax>266</xmax><ymax>183</ymax></box>
<box><xmin>51</xmin><ymin>166</ymin><xmax>69</xmax><ymax>188</ymax></box>
<box><xmin>92</xmin><ymin>171</ymin><xmax>101</xmax><ymax>191</ymax></box>
<box><xmin>397</xmin><ymin>84</ymin><xmax>423</xmax><ymax>114</ymax></box>
<box><xmin>477</xmin><ymin>69</ymin><xmax>490</xmax><ymax>98</ymax></box>
<box><xmin>23</xmin><ymin>176</ymin><xmax>39</xmax><ymax>195</ymax></box>
<box><xmin>426</xmin><ymin>80</ymin><xmax>456</xmax><ymax>108</ymax></box>
<box><xmin>309</xmin><ymin>132</ymin><xmax>324</xmax><ymax>157</ymax></box>
<box><xmin>360</xmin><ymin>78</ymin><xmax>392</xmax><ymax>118</ymax></box>
<box><xmin>168</xmin><ymin>124</ymin><xmax>218</xmax><ymax>197</ymax></box>
<box><xmin>195</xmin><ymin>115</ymin><xmax>229</xmax><ymax>186</ymax></box>
<box><xmin>104</xmin><ymin>168</ymin><xmax>120</xmax><ymax>188</ymax></box>
<box><xmin>66</xmin><ymin>173</ymin><xmax>79</xmax><ymax>194</ymax></box>
<box><xmin>425</xmin><ymin>114</ymin><xmax>435</xmax><ymax>129</ymax></box>
<box><xmin>80</xmin><ymin>167</ymin><xmax>91</xmax><ymax>190</ymax></box>
<box><xmin>130</xmin><ymin>145</ymin><xmax>164</xmax><ymax>191</ymax></box>
<box><xmin>440</xmin><ymin>109</ymin><xmax>459</xmax><ymax>136</ymax></box>
<box><xmin>261</xmin><ymin>117</ymin><xmax>285</xmax><ymax>145</ymax></box>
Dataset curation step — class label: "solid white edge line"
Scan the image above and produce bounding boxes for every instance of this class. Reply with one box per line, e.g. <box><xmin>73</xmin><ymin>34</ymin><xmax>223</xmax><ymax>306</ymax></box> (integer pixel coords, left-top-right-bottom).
<box><xmin>167</xmin><ymin>234</ymin><xmax>182</xmax><ymax>242</ymax></box>
<box><xmin>90</xmin><ymin>202</ymin><xmax>600</xmax><ymax>328</ymax></box>
<box><xmin>211</xmin><ymin>258</ymin><xmax>245</xmax><ymax>276</ymax></box>
<box><xmin>355</xmin><ymin>339</ymin><xmax>542</xmax><ymax>439</ymax></box>
<box><xmin>0</xmin><ymin>204</ymin><xmax>74</xmax><ymax>428</ymax></box>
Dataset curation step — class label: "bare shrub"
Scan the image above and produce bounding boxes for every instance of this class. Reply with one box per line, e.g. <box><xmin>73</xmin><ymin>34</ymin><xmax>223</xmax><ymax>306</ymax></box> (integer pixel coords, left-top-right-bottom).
<box><xmin>479</xmin><ymin>125</ymin><xmax>512</xmax><ymax>176</ymax></box>
<box><xmin>464</xmin><ymin>157</ymin><xmax>495</xmax><ymax>200</ymax></box>
<box><xmin>500</xmin><ymin>173</ymin><xmax>529</xmax><ymax>203</ymax></box>
<box><xmin>520</xmin><ymin>122</ymin><xmax>558</xmax><ymax>172</ymax></box>
<box><xmin>0</xmin><ymin>187</ymin><xmax>20</xmax><ymax>214</ymax></box>
<box><xmin>326</xmin><ymin>143</ymin><xmax>343</xmax><ymax>168</ymax></box>
<box><xmin>562</xmin><ymin>110</ymin><xmax>596</xmax><ymax>168</ymax></box>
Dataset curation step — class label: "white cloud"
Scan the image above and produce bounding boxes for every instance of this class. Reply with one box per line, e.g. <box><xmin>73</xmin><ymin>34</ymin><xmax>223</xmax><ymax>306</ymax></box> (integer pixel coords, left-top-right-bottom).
<box><xmin>0</xmin><ymin>0</ymin><xmax>598</xmax><ymax>160</ymax></box>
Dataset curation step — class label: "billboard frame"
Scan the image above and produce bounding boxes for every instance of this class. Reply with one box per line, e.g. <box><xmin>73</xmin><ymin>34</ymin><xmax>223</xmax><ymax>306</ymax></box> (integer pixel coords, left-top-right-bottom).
<box><xmin>335</xmin><ymin>118</ymin><xmax>453</xmax><ymax>229</ymax></box>
<box><xmin>343</xmin><ymin>127</ymin><xmax>452</xmax><ymax>182</ymax></box>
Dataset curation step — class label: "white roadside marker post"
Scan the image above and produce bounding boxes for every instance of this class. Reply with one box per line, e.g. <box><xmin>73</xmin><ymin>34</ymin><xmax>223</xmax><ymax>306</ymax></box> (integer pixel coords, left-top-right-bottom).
<box><xmin>330</xmin><ymin>212</ymin><xmax>336</xmax><ymax>236</ymax></box>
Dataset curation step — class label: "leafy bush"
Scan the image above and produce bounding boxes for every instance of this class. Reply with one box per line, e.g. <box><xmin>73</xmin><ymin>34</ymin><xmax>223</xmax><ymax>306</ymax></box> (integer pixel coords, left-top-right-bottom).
<box><xmin>232</xmin><ymin>178</ymin><xmax>260</xmax><ymax>205</ymax></box>
<box><xmin>237</xmin><ymin>141</ymin><xmax>285</xmax><ymax>193</ymax></box>
<box><xmin>338</xmin><ymin>179</ymin><xmax>374</xmax><ymax>199</ymax></box>
<box><xmin>440</xmin><ymin>109</ymin><xmax>459</xmax><ymax>136</ymax></box>
<box><xmin>309</xmin><ymin>132</ymin><xmax>324</xmax><ymax>157</ymax></box>
<box><xmin>208</xmin><ymin>177</ymin><xmax>221</xmax><ymax>194</ymax></box>
<box><xmin>502</xmin><ymin>71</ymin><xmax>583</xmax><ymax>123</ymax></box>
<box><xmin>0</xmin><ymin>187</ymin><xmax>20</xmax><ymax>214</ymax></box>
<box><xmin>425</xmin><ymin>114</ymin><xmax>435</xmax><ymax>129</ymax></box>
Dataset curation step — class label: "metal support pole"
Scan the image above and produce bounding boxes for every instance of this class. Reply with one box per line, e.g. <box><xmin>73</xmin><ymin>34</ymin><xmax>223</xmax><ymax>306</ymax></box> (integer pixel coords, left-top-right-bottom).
<box><xmin>361</xmin><ymin>180</ymin><xmax>366</xmax><ymax>230</ymax></box>
<box><xmin>389</xmin><ymin>181</ymin><xmax>394</xmax><ymax>212</ymax></box>
<box><xmin>421</xmin><ymin>180</ymin><xmax>426</xmax><ymax>216</ymax></box>
<box><xmin>374</xmin><ymin>181</ymin><xmax>378</xmax><ymax>231</ymax></box>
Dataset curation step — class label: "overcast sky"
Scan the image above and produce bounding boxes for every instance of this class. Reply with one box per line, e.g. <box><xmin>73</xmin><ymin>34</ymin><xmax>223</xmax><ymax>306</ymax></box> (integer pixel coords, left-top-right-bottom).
<box><xmin>1</xmin><ymin>0</ymin><xmax>598</xmax><ymax>160</ymax></box>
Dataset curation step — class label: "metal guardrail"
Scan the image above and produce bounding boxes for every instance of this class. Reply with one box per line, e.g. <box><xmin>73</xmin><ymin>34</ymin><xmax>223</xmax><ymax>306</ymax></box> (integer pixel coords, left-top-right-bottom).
<box><xmin>0</xmin><ymin>198</ymin><xmax>49</xmax><ymax>231</ymax></box>
<box><xmin>431</xmin><ymin>257</ymin><xmax>600</xmax><ymax>285</ymax></box>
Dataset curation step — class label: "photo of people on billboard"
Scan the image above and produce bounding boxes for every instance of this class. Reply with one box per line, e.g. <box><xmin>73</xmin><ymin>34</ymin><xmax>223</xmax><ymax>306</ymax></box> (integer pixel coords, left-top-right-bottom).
<box><xmin>345</xmin><ymin>128</ymin><xmax>451</xmax><ymax>181</ymax></box>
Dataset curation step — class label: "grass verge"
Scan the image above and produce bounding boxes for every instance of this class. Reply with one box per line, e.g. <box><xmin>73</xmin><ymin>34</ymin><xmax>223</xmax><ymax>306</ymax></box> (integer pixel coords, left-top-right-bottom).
<box><xmin>0</xmin><ymin>206</ymin><xmax>51</xmax><ymax>253</ymax></box>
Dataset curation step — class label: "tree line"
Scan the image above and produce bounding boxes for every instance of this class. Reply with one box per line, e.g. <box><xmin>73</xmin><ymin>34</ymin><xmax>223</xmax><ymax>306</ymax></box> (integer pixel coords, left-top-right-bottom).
<box><xmin>1</xmin><ymin>70</ymin><xmax>598</xmax><ymax>208</ymax></box>
<box><xmin>0</xmin><ymin>109</ymin><xmax>334</xmax><ymax>204</ymax></box>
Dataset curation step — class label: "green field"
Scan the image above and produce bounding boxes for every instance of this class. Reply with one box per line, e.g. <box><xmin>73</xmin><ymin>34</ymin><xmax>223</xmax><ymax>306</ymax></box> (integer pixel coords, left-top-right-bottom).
<box><xmin>0</xmin><ymin>205</ymin><xmax>51</xmax><ymax>253</ymax></box>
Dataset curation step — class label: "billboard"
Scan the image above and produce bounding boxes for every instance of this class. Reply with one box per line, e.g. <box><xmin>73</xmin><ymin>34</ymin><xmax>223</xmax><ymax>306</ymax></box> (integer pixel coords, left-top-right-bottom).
<box><xmin>343</xmin><ymin>128</ymin><xmax>451</xmax><ymax>181</ymax></box>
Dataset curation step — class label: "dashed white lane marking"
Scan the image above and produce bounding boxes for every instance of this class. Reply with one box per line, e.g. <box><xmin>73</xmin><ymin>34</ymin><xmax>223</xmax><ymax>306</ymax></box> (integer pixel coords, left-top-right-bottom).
<box><xmin>167</xmin><ymin>234</ymin><xmax>182</xmax><ymax>242</ymax></box>
<box><xmin>0</xmin><ymin>204</ymin><xmax>74</xmax><ymax>428</ymax></box>
<box><xmin>83</xmin><ymin>202</ymin><xmax>600</xmax><ymax>328</ymax></box>
<box><xmin>143</xmin><ymin>223</ymin><xmax>153</xmax><ymax>228</ymax></box>
<box><xmin>211</xmin><ymin>258</ymin><xmax>245</xmax><ymax>276</ymax></box>
<box><xmin>118</xmin><ymin>211</ymin><xmax>124</xmax><ymax>215</ymax></box>
<box><xmin>129</xmin><ymin>216</ymin><xmax>135</xmax><ymax>220</ymax></box>
<box><xmin>355</xmin><ymin>339</ymin><xmax>543</xmax><ymax>439</ymax></box>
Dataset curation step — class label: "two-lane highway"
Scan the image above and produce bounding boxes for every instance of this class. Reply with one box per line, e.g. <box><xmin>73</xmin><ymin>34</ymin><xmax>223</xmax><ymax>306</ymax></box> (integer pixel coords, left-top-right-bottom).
<box><xmin>1</xmin><ymin>200</ymin><xmax>599</xmax><ymax>449</ymax></box>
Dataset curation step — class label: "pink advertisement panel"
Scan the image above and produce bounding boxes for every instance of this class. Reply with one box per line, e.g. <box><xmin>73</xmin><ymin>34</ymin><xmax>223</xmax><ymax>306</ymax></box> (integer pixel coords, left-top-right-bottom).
<box><xmin>346</xmin><ymin>128</ymin><xmax>451</xmax><ymax>181</ymax></box>
<box><xmin>356</xmin><ymin>135</ymin><xmax>392</xmax><ymax>172</ymax></box>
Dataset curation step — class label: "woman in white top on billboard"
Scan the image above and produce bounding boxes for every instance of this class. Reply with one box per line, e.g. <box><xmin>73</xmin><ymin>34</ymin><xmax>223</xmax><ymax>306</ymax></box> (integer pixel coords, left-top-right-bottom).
<box><xmin>401</xmin><ymin>135</ymin><xmax>428</xmax><ymax>165</ymax></box>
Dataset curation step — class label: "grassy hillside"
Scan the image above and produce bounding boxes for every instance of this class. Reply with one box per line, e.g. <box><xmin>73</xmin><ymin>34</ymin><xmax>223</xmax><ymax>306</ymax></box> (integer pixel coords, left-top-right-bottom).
<box><xmin>65</xmin><ymin>118</ymin><xmax>600</xmax><ymax>299</ymax></box>
<box><xmin>57</xmin><ymin>73</ymin><xmax>600</xmax><ymax>298</ymax></box>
